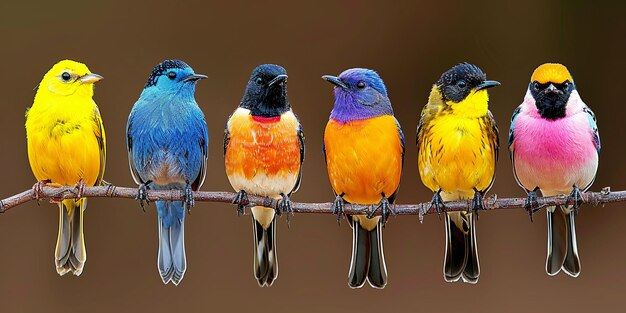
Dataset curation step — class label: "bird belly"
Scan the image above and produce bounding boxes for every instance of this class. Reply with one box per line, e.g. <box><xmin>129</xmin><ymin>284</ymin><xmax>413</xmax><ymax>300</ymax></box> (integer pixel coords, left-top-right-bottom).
<box><xmin>512</xmin><ymin>113</ymin><xmax>598</xmax><ymax>193</ymax></box>
<box><xmin>225</xmin><ymin>108</ymin><xmax>301</xmax><ymax>198</ymax></box>
<box><xmin>324</xmin><ymin>116</ymin><xmax>403</xmax><ymax>204</ymax></box>
<box><xmin>27</xmin><ymin>114</ymin><xmax>102</xmax><ymax>186</ymax></box>
<box><xmin>418</xmin><ymin>115</ymin><xmax>496</xmax><ymax>199</ymax></box>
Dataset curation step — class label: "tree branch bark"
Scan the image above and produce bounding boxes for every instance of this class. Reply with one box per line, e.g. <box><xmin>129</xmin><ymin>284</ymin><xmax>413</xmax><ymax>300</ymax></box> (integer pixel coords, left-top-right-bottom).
<box><xmin>0</xmin><ymin>185</ymin><xmax>619</xmax><ymax>221</ymax></box>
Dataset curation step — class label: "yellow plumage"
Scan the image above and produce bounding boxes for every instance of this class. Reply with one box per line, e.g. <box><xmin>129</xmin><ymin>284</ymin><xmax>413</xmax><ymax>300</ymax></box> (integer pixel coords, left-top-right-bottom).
<box><xmin>25</xmin><ymin>60</ymin><xmax>106</xmax><ymax>276</ymax></box>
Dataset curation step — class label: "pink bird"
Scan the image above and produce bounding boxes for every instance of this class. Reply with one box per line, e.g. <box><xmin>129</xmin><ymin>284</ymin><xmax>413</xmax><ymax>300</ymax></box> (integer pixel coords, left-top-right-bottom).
<box><xmin>509</xmin><ymin>63</ymin><xmax>600</xmax><ymax>277</ymax></box>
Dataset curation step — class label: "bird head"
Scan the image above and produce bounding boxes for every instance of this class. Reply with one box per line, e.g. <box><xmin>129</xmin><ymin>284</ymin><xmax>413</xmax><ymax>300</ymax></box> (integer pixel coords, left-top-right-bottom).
<box><xmin>322</xmin><ymin>68</ymin><xmax>393</xmax><ymax>123</ymax></box>
<box><xmin>435</xmin><ymin>63</ymin><xmax>499</xmax><ymax>117</ymax></box>
<box><xmin>240</xmin><ymin>64</ymin><xmax>290</xmax><ymax>117</ymax></box>
<box><xmin>36</xmin><ymin>60</ymin><xmax>102</xmax><ymax>98</ymax></box>
<box><xmin>142</xmin><ymin>59</ymin><xmax>207</xmax><ymax>96</ymax></box>
<box><xmin>529</xmin><ymin>63</ymin><xmax>575</xmax><ymax>120</ymax></box>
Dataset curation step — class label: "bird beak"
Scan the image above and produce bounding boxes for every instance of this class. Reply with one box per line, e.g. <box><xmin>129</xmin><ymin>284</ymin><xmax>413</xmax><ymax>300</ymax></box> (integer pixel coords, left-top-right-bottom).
<box><xmin>182</xmin><ymin>73</ymin><xmax>208</xmax><ymax>82</ymax></box>
<box><xmin>268</xmin><ymin>74</ymin><xmax>288</xmax><ymax>86</ymax></box>
<box><xmin>475</xmin><ymin>80</ymin><xmax>501</xmax><ymax>91</ymax></box>
<box><xmin>79</xmin><ymin>73</ymin><xmax>103</xmax><ymax>84</ymax></box>
<box><xmin>546</xmin><ymin>83</ymin><xmax>559</xmax><ymax>93</ymax></box>
<box><xmin>322</xmin><ymin>75</ymin><xmax>348</xmax><ymax>90</ymax></box>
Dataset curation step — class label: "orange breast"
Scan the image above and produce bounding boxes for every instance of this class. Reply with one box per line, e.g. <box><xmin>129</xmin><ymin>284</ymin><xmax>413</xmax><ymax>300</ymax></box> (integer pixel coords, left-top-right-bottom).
<box><xmin>324</xmin><ymin>115</ymin><xmax>403</xmax><ymax>204</ymax></box>
<box><xmin>225</xmin><ymin>108</ymin><xmax>301</xmax><ymax>196</ymax></box>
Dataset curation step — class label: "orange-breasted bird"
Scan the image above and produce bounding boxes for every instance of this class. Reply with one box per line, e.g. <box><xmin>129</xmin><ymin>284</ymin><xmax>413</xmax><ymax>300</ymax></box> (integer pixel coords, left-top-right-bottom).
<box><xmin>225</xmin><ymin>64</ymin><xmax>304</xmax><ymax>287</ymax></box>
<box><xmin>417</xmin><ymin>63</ymin><xmax>500</xmax><ymax>284</ymax></box>
<box><xmin>322</xmin><ymin>68</ymin><xmax>404</xmax><ymax>289</ymax></box>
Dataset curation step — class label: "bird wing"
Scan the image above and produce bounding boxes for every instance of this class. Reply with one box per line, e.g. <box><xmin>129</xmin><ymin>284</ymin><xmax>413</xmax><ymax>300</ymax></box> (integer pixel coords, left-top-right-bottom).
<box><xmin>483</xmin><ymin>110</ymin><xmax>500</xmax><ymax>193</ymax></box>
<box><xmin>93</xmin><ymin>106</ymin><xmax>107</xmax><ymax>186</ymax></box>
<box><xmin>508</xmin><ymin>105</ymin><xmax>526</xmax><ymax>190</ymax></box>
<box><xmin>583</xmin><ymin>106</ymin><xmax>601</xmax><ymax>155</ymax></box>
<box><xmin>126</xmin><ymin>110</ymin><xmax>144</xmax><ymax>185</ymax></box>
<box><xmin>191</xmin><ymin>116</ymin><xmax>209</xmax><ymax>191</ymax></box>
<box><xmin>289</xmin><ymin>121</ymin><xmax>305</xmax><ymax>195</ymax></box>
<box><xmin>387</xmin><ymin>117</ymin><xmax>405</xmax><ymax>204</ymax></box>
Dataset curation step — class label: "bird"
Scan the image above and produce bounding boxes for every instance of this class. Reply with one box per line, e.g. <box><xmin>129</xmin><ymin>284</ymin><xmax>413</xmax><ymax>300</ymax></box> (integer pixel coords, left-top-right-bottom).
<box><xmin>322</xmin><ymin>68</ymin><xmax>404</xmax><ymax>289</ymax></box>
<box><xmin>25</xmin><ymin>59</ymin><xmax>106</xmax><ymax>276</ymax></box>
<box><xmin>225</xmin><ymin>64</ymin><xmax>304</xmax><ymax>287</ymax></box>
<box><xmin>416</xmin><ymin>63</ymin><xmax>500</xmax><ymax>284</ymax></box>
<box><xmin>126</xmin><ymin>59</ymin><xmax>208</xmax><ymax>285</ymax></box>
<box><xmin>509</xmin><ymin>63</ymin><xmax>599</xmax><ymax>277</ymax></box>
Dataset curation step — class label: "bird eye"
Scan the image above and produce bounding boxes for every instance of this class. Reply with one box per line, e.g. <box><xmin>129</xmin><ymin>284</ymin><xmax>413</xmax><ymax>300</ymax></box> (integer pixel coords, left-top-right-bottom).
<box><xmin>255</xmin><ymin>77</ymin><xmax>263</xmax><ymax>85</ymax></box>
<box><xmin>457</xmin><ymin>80</ymin><xmax>467</xmax><ymax>88</ymax></box>
<box><xmin>356</xmin><ymin>81</ymin><xmax>366</xmax><ymax>89</ymax></box>
<box><xmin>533</xmin><ymin>82</ymin><xmax>540</xmax><ymax>90</ymax></box>
<box><xmin>61</xmin><ymin>72</ymin><xmax>71</xmax><ymax>82</ymax></box>
<box><xmin>167</xmin><ymin>72</ymin><xmax>177</xmax><ymax>80</ymax></box>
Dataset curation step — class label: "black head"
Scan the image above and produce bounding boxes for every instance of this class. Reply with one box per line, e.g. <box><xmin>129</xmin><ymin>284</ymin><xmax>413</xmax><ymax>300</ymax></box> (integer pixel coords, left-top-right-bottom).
<box><xmin>529</xmin><ymin>63</ymin><xmax>576</xmax><ymax>120</ymax></box>
<box><xmin>240</xmin><ymin>64</ymin><xmax>289</xmax><ymax>117</ymax></box>
<box><xmin>436</xmin><ymin>63</ymin><xmax>500</xmax><ymax>103</ymax></box>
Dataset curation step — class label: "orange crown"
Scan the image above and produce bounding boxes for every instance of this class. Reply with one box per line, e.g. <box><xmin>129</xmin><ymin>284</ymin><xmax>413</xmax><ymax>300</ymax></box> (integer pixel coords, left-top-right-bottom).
<box><xmin>530</xmin><ymin>63</ymin><xmax>573</xmax><ymax>84</ymax></box>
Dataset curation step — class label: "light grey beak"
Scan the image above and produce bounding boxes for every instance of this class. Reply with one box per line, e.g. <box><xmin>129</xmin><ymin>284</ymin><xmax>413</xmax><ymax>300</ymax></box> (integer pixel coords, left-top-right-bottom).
<box><xmin>183</xmin><ymin>73</ymin><xmax>208</xmax><ymax>82</ymax></box>
<box><xmin>79</xmin><ymin>73</ymin><xmax>103</xmax><ymax>84</ymax></box>
<box><xmin>268</xmin><ymin>74</ymin><xmax>288</xmax><ymax>86</ymax></box>
<box><xmin>322</xmin><ymin>75</ymin><xmax>348</xmax><ymax>90</ymax></box>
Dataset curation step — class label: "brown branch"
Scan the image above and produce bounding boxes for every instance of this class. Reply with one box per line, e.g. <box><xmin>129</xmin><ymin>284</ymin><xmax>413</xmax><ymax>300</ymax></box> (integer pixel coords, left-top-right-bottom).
<box><xmin>0</xmin><ymin>185</ymin><xmax>620</xmax><ymax>221</ymax></box>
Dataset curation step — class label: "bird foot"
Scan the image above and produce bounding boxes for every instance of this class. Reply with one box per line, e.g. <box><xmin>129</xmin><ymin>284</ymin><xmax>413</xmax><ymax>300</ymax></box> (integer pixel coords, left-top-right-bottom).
<box><xmin>74</xmin><ymin>179</ymin><xmax>86</xmax><ymax>199</ymax></box>
<box><xmin>135</xmin><ymin>181</ymin><xmax>152</xmax><ymax>212</ymax></box>
<box><xmin>471</xmin><ymin>188</ymin><xmax>484</xmax><ymax>216</ymax></box>
<box><xmin>332</xmin><ymin>194</ymin><xmax>345</xmax><ymax>226</ymax></box>
<box><xmin>183</xmin><ymin>184</ymin><xmax>194</xmax><ymax>214</ymax></box>
<box><xmin>524</xmin><ymin>187</ymin><xmax>541</xmax><ymax>222</ymax></box>
<box><xmin>429</xmin><ymin>189</ymin><xmax>446</xmax><ymax>220</ymax></box>
<box><xmin>232</xmin><ymin>190</ymin><xmax>249</xmax><ymax>216</ymax></box>
<box><xmin>278</xmin><ymin>193</ymin><xmax>294</xmax><ymax>227</ymax></box>
<box><xmin>567</xmin><ymin>185</ymin><xmax>584</xmax><ymax>215</ymax></box>
<box><xmin>367</xmin><ymin>195</ymin><xmax>395</xmax><ymax>225</ymax></box>
<box><xmin>32</xmin><ymin>179</ymin><xmax>51</xmax><ymax>204</ymax></box>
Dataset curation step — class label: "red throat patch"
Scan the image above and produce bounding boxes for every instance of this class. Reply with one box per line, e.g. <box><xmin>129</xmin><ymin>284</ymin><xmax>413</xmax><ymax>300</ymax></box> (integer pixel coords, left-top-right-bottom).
<box><xmin>252</xmin><ymin>115</ymin><xmax>281</xmax><ymax>123</ymax></box>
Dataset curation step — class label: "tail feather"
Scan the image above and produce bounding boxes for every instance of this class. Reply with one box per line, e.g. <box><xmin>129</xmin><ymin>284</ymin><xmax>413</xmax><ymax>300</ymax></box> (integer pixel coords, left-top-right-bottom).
<box><xmin>348</xmin><ymin>216</ymin><xmax>387</xmax><ymax>289</ymax></box>
<box><xmin>55</xmin><ymin>199</ymin><xmax>86</xmax><ymax>276</ymax></box>
<box><xmin>563</xmin><ymin>211</ymin><xmax>581</xmax><ymax>277</ymax></box>
<box><xmin>444</xmin><ymin>211</ymin><xmax>478</xmax><ymax>283</ymax></box>
<box><xmin>546</xmin><ymin>207</ymin><xmax>567</xmax><ymax>276</ymax></box>
<box><xmin>157</xmin><ymin>201</ymin><xmax>186</xmax><ymax>285</ymax></box>
<box><xmin>252</xmin><ymin>215</ymin><xmax>278</xmax><ymax>287</ymax></box>
<box><xmin>367</xmin><ymin>220</ymin><xmax>387</xmax><ymax>289</ymax></box>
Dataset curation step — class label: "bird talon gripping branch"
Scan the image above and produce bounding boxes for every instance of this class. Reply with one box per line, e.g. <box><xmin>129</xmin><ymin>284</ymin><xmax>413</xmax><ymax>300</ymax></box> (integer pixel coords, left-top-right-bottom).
<box><xmin>332</xmin><ymin>194</ymin><xmax>345</xmax><ymax>225</ymax></box>
<box><xmin>183</xmin><ymin>185</ymin><xmax>194</xmax><ymax>214</ymax></box>
<box><xmin>232</xmin><ymin>190</ymin><xmax>249</xmax><ymax>216</ymax></box>
<box><xmin>32</xmin><ymin>179</ymin><xmax>51</xmax><ymax>203</ymax></box>
<box><xmin>135</xmin><ymin>182</ymin><xmax>151</xmax><ymax>212</ymax></box>
<box><xmin>567</xmin><ymin>185</ymin><xmax>584</xmax><ymax>215</ymax></box>
<box><xmin>429</xmin><ymin>189</ymin><xmax>446</xmax><ymax>219</ymax></box>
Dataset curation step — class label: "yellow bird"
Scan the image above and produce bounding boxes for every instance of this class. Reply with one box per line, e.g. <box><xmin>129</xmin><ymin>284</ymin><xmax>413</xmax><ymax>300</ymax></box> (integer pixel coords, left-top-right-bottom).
<box><xmin>417</xmin><ymin>63</ymin><xmax>499</xmax><ymax>284</ymax></box>
<box><xmin>25</xmin><ymin>60</ymin><xmax>106</xmax><ymax>276</ymax></box>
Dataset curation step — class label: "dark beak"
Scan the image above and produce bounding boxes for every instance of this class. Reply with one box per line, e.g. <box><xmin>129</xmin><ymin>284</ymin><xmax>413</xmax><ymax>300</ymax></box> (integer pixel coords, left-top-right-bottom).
<box><xmin>322</xmin><ymin>75</ymin><xmax>348</xmax><ymax>90</ymax></box>
<box><xmin>183</xmin><ymin>73</ymin><xmax>208</xmax><ymax>82</ymax></box>
<box><xmin>475</xmin><ymin>80</ymin><xmax>500</xmax><ymax>91</ymax></box>
<box><xmin>268</xmin><ymin>74</ymin><xmax>288</xmax><ymax>86</ymax></box>
<box><xmin>79</xmin><ymin>73</ymin><xmax>104</xmax><ymax>84</ymax></box>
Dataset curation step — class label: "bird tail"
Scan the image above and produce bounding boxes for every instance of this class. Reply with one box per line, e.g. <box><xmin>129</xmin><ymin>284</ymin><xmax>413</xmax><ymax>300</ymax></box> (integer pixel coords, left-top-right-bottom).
<box><xmin>156</xmin><ymin>201</ymin><xmax>186</xmax><ymax>285</ymax></box>
<box><xmin>546</xmin><ymin>206</ymin><xmax>580</xmax><ymax>277</ymax></box>
<box><xmin>251</xmin><ymin>206</ymin><xmax>278</xmax><ymax>287</ymax></box>
<box><xmin>444</xmin><ymin>211</ymin><xmax>479</xmax><ymax>284</ymax></box>
<box><xmin>55</xmin><ymin>198</ymin><xmax>87</xmax><ymax>276</ymax></box>
<box><xmin>348</xmin><ymin>216</ymin><xmax>387</xmax><ymax>289</ymax></box>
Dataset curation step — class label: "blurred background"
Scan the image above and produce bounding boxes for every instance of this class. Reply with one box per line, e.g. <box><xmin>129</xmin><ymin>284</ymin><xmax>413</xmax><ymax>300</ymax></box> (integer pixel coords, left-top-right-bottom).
<box><xmin>0</xmin><ymin>0</ymin><xmax>625</xmax><ymax>312</ymax></box>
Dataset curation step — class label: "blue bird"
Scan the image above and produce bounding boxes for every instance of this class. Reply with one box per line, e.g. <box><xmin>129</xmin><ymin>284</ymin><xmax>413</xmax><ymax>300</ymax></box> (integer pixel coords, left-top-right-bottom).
<box><xmin>126</xmin><ymin>60</ymin><xmax>208</xmax><ymax>285</ymax></box>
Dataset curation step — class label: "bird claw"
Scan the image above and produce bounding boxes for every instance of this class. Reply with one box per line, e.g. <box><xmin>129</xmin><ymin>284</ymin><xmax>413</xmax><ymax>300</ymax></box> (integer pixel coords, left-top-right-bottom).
<box><xmin>332</xmin><ymin>195</ymin><xmax>345</xmax><ymax>226</ymax></box>
<box><xmin>135</xmin><ymin>182</ymin><xmax>151</xmax><ymax>212</ymax></box>
<box><xmin>74</xmin><ymin>179</ymin><xmax>86</xmax><ymax>199</ymax></box>
<box><xmin>429</xmin><ymin>189</ymin><xmax>446</xmax><ymax>220</ymax></box>
<box><xmin>525</xmin><ymin>187</ymin><xmax>541</xmax><ymax>222</ymax></box>
<box><xmin>232</xmin><ymin>190</ymin><xmax>249</xmax><ymax>216</ymax></box>
<box><xmin>183</xmin><ymin>185</ymin><xmax>194</xmax><ymax>214</ymax></box>
<box><xmin>471</xmin><ymin>188</ymin><xmax>484</xmax><ymax>216</ymax></box>
<box><xmin>278</xmin><ymin>193</ymin><xmax>294</xmax><ymax>227</ymax></box>
<box><xmin>567</xmin><ymin>185</ymin><xmax>584</xmax><ymax>215</ymax></box>
<box><xmin>32</xmin><ymin>179</ymin><xmax>51</xmax><ymax>204</ymax></box>
<box><xmin>368</xmin><ymin>195</ymin><xmax>394</xmax><ymax>225</ymax></box>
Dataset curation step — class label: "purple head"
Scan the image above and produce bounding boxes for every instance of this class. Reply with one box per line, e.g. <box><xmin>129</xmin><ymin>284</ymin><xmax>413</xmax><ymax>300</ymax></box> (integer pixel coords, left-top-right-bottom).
<box><xmin>322</xmin><ymin>68</ymin><xmax>393</xmax><ymax>123</ymax></box>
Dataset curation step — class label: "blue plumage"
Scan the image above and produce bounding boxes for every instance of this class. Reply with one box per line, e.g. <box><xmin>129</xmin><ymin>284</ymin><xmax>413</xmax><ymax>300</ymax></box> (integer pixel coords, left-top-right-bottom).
<box><xmin>126</xmin><ymin>60</ymin><xmax>208</xmax><ymax>285</ymax></box>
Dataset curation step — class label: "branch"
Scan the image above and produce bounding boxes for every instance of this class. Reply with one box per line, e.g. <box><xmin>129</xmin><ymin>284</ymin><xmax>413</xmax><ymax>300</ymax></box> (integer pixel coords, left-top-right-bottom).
<box><xmin>0</xmin><ymin>185</ymin><xmax>620</xmax><ymax>221</ymax></box>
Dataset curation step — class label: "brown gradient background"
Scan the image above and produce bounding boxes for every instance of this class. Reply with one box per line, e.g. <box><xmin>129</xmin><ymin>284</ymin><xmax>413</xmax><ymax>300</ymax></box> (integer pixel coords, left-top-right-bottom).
<box><xmin>0</xmin><ymin>1</ymin><xmax>625</xmax><ymax>312</ymax></box>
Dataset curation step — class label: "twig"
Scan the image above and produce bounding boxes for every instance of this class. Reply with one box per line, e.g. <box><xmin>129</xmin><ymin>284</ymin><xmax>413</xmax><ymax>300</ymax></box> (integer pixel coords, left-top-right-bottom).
<box><xmin>0</xmin><ymin>185</ymin><xmax>619</xmax><ymax>221</ymax></box>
